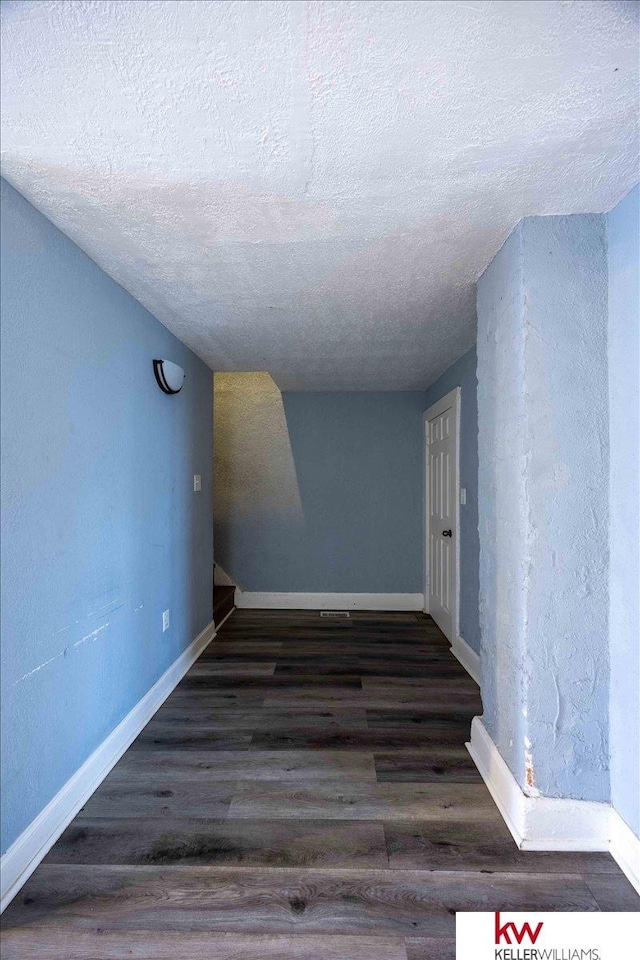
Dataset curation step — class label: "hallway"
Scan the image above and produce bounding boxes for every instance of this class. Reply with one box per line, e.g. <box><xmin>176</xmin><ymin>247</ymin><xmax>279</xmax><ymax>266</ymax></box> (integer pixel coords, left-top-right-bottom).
<box><xmin>2</xmin><ymin>610</ymin><xmax>637</xmax><ymax>959</ymax></box>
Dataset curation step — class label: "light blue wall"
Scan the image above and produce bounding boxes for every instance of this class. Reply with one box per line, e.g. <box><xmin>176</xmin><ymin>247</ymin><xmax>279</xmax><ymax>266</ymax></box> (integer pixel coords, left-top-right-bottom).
<box><xmin>478</xmin><ymin>213</ymin><xmax>610</xmax><ymax>802</ymax></box>
<box><xmin>0</xmin><ymin>179</ymin><xmax>213</xmax><ymax>854</ymax></box>
<box><xmin>215</xmin><ymin>388</ymin><xmax>425</xmax><ymax>593</ymax></box>
<box><xmin>424</xmin><ymin>347</ymin><xmax>480</xmax><ymax>654</ymax></box>
<box><xmin>521</xmin><ymin>214</ymin><xmax>609</xmax><ymax>802</ymax></box>
<box><xmin>608</xmin><ymin>184</ymin><xmax>640</xmax><ymax>837</ymax></box>
<box><xmin>476</xmin><ymin>223</ymin><xmax>528</xmax><ymax>783</ymax></box>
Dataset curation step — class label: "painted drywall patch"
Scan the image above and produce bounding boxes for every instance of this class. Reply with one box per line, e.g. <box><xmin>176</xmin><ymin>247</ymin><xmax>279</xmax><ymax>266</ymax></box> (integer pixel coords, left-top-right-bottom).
<box><xmin>214</xmin><ymin>372</ymin><xmax>304</xmax><ymax>527</ymax></box>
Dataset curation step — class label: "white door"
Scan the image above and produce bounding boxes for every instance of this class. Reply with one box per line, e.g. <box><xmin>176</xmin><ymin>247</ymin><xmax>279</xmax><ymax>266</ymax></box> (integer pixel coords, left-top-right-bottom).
<box><xmin>425</xmin><ymin>390</ymin><xmax>458</xmax><ymax>641</ymax></box>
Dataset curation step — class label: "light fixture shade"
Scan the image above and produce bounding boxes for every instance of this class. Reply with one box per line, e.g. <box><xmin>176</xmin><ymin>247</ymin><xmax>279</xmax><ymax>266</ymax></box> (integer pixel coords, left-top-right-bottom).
<box><xmin>153</xmin><ymin>359</ymin><xmax>185</xmax><ymax>394</ymax></box>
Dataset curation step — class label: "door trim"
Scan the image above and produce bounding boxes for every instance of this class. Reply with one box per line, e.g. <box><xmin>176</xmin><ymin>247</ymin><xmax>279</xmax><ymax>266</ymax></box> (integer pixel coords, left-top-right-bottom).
<box><xmin>423</xmin><ymin>386</ymin><xmax>461</xmax><ymax>640</ymax></box>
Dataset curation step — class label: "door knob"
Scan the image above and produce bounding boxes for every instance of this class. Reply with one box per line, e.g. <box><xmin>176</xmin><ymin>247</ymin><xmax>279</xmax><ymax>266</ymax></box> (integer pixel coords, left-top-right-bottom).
<box><xmin>442</xmin><ymin>529</ymin><xmax>452</xmax><ymax>537</ymax></box>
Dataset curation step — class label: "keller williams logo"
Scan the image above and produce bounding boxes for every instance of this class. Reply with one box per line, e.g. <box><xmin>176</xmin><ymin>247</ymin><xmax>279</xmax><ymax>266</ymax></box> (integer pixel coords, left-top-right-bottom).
<box><xmin>495</xmin><ymin>912</ymin><xmax>544</xmax><ymax>945</ymax></box>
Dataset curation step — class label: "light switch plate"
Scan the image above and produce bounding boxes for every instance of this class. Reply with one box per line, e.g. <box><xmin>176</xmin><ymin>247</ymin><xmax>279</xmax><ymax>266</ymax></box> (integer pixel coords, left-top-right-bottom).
<box><xmin>162</xmin><ymin>609</ymin><xmax>170</xmax><ymax>632</ymax></box>
<box><xmin>193</xmin><ymin>474</ymin><xmax>201</xmax><ymax>492</ymax></box>
<box><xmin>460</xmin><ymin>487</ymin><xmax>467</xmax><ymax>505</ymax></box>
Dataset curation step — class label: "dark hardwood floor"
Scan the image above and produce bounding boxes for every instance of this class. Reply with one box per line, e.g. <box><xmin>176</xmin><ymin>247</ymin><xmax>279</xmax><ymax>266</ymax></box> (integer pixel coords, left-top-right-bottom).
<box><xmin>2</xmin><ymin>610</ymin><xmax>637</xmax><ymax>959</ymax></box>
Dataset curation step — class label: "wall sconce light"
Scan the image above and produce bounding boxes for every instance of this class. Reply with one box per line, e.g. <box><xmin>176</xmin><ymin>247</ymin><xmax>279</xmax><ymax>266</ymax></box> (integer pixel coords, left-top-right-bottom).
<box><xmin>153</xmin><ymin>359</ymin><xmax>185</xmax><ymax>394</ymax></box>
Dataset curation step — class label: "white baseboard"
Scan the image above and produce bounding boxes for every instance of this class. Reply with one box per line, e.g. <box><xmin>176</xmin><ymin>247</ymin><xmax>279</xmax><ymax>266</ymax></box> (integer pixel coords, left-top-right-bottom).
<box><xmin>0</xmin><ymin>619</ymin><xmax>216</xmax><ymax>913</ymax></box>
<box><xmin>467</xmin><ymin>717</ymin><xmax>610</xmax><ymax>851</ymax></box>
<box><xmin>467</xmin><ymin>717</ymin><xmax>640</xmax><ymax>894</ymax></box>
<box><xmin>609</xmin><ymin>809</ymin><xmax>640</xmax><ymax>896</ymax></box>
<box><xmin>234</xmin><ymin>592</ymin><xmax>424</xmax><ymax>611</ymax></box>
<box><xmin>450</xmin><ymin>633</ymin><xmax>480</xmax><ymax>685</ymax></box>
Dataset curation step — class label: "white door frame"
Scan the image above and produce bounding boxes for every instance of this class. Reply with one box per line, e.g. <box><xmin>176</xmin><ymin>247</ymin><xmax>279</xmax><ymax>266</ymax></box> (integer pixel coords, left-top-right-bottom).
<box><xmin>423</xmin><ymin>386</ymin><xmax>461</xmax><ymax>640</ymax></box>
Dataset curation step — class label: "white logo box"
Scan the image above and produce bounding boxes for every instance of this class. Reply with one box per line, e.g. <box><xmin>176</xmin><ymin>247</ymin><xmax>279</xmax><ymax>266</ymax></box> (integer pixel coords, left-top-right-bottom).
<box><xmin>456</xmin><ymin>912</ymin><xmax>640</xmax><ymax>959</ymax></box>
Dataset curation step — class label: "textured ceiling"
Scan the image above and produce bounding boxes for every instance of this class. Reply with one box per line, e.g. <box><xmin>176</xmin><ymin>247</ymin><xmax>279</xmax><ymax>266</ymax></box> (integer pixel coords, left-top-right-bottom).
<box><xmin>1</xmin><ymin>1</ymin><xmax>638</xmax><ymax>390</ymax></box>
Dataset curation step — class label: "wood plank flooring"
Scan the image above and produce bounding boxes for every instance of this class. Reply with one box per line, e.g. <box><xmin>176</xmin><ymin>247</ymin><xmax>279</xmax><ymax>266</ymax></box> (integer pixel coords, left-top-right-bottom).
<box><xmin>2</xmin><ymin>610</ymin><xmax>637</xmax><ymax>959</ymax></box>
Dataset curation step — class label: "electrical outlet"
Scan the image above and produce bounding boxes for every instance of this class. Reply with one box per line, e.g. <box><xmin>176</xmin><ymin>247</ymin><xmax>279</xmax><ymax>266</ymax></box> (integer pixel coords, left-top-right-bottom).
<box><xmin>162</xmin><ymin>609</ymin><xmax>170</xmax><ymax>632</ymax></box>
<box><xmin>460</xmin><ymin>487</ymin><xmax>467</xmax><ymax>506</ymax></box>
<box><xmin>193</xmin><ymin>474</ymin><xmax>201</xmax><ymax>492</ymax></box>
